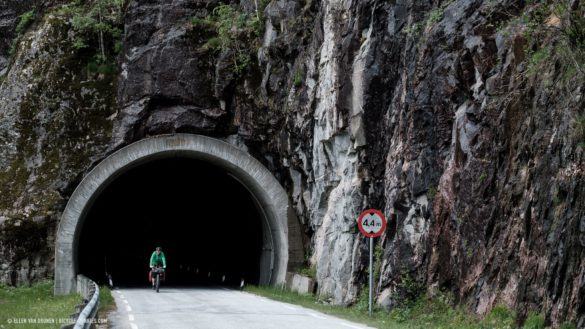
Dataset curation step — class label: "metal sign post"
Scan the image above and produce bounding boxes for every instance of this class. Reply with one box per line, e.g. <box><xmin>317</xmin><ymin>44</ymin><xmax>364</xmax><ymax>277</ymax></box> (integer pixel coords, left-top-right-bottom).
<box><xmin>357</xmin><ymin>209</ymin><xmax>387</xmax><ymax>318</ymax></box>
<box><xmin>369</xmin><ymin>236</ymin><xmax>373</xmax><ymax>317</ymax></box>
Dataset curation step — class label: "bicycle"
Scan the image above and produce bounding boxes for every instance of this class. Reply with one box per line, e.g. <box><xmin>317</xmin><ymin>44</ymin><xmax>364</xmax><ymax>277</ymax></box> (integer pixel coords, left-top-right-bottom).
<box><xmin>151</xmin><ymin>266</ymin><xmax>165</xmax><ymax>293</ymax></box>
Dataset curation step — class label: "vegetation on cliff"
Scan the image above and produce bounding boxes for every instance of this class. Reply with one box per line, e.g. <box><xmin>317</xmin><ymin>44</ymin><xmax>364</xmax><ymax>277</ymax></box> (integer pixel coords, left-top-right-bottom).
<box><xmin>58</xmin><ymin>0</ymin><xmax>125</xmax><ymax>74</ymax></box>
<box><xmin>192</xmin><ymin>1</ymin><xmax>269</xmax><ymax>75</ymax></box>
<box><xmin>0</xmin><ymin>0</ymin><xmax>119</xmax><ymax>285</ymax></box>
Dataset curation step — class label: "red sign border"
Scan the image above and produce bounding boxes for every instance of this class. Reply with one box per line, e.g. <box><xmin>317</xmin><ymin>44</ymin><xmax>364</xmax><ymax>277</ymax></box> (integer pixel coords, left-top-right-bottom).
<box><xmin>357</xmin><ymin>209</ymin><xmax>387</xmax><ymax>238</ymax></box>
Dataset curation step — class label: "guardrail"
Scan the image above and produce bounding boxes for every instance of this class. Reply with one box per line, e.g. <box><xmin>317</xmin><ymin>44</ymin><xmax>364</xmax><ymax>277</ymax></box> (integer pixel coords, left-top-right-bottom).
<box><xmin>61</xmin><ymin>275</ymin><xmax>100</xmax><ymax>329</ymax></box>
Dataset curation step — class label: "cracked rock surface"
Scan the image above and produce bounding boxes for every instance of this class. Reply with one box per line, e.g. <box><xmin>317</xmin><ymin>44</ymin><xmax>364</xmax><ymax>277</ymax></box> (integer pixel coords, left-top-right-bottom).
<box><xmin>1</xmin><ymin>0</ymin><xmax>584</xmax><ymax>326</ymax></box>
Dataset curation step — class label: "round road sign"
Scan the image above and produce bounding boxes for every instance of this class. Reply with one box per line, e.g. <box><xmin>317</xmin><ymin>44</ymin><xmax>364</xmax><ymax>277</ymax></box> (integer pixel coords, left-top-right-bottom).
<box><xmin>357</xmin><ymin>209</ymin><xmax>387</xmax><ymax>238</ymax></box>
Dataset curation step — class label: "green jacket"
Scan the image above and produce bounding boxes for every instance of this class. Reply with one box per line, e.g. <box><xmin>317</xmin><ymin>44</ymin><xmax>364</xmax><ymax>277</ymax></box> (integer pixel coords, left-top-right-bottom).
<box><xmin>150</xmin><ymin>251</ymin><xmax>167</xmax><ymax>268</ymax></box>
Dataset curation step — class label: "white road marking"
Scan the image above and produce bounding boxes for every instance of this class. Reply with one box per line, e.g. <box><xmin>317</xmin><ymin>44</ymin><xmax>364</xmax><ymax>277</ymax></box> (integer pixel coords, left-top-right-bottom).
<box><xmin>115</xmin><ymin>291</ymin><xmax>121</xmax><ymax>294</ymax></box>
<box><xmin>119</xmin><ymin>295</ymin><xmax>125</xmax><ymax>299</ymax></box>
<box><xmin>110</xmin><ymin>289</ymin><xmax>371</xmax><ymax>329</ymax></box>
<box><xmin>308</xmin><ymin>313</ymin><xmax>327</xmax><ymax>320</ymax></box>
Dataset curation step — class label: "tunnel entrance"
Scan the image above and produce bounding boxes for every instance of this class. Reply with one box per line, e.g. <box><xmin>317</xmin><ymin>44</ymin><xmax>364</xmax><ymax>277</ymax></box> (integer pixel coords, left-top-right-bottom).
<box><xmin>78</xmin><ymin>157</ymin><xmax>263</xmax><ymax>287</ymax></box>
<box><xmin>55</xmin><ymin>135</ymin><xmax>291</xmax><ymax>295</ymax></box>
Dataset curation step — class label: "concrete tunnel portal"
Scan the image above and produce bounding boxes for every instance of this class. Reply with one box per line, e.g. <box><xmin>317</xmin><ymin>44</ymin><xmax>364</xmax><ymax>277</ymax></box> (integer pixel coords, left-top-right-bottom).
<box><xmin>55</xmin><ymin>134</ymin><xmax>295</xmax><ymax>294</ymax></box>
<box><xmin>79</xmin><ymin>157</ymin><xmax>264</xmax><ymax>287</ymax></box>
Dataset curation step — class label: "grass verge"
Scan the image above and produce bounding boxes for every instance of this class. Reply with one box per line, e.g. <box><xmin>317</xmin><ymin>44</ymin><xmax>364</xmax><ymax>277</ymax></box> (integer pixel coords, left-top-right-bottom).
<box><xmin>245</xmin><ymin>285</ymin><xmax>386</xmax><ymax>327</ymax></box>
<box><xmin>245</xmin><ymin>285</ymin><xmax>484</xmax><ymax>328</ymax></box>
<box><xmin>0</xmin><ymin>280</ymin><xmax>81</xmax><ymax>329</ymax></box>
<box><xmin>95</xmin><ymin>285</ymin><xmax>116</xmax><ymax>328</ymax></box>
<box><xmin>98</xmin><ymin>285</ymin><xmax>115</xmax><ymax>312</ymax></box>
<box><xmin>244</xmin><ymin>285</ymin><xmax>570</xmax><ymax>329</ymax></box>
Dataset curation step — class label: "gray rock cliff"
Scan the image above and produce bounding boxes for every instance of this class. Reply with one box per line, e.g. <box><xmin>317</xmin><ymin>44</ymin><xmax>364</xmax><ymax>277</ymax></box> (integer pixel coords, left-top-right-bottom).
<box><xmin>0</xmin><ymin>0</ymin><xmax>584</xmax><ymax>327</ymax></box>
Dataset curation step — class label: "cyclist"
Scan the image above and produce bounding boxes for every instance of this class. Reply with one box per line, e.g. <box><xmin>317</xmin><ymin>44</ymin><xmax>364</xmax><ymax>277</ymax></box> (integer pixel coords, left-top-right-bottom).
<box><xmin>149</xmin><ymin>247</ymin><xmax>167</xmax><ymax>289</ymax></box>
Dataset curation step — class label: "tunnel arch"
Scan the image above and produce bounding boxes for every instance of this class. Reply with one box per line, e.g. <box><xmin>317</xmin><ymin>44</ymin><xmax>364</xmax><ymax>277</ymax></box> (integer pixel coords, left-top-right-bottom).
<box><xmin>55</xmin><ymin>134</ymin><xmax>289</xmax><ymax>294</ymax></box>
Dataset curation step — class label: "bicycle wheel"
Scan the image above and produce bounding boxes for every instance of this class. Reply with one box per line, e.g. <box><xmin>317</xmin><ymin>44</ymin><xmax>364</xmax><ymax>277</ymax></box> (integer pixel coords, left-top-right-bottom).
<box><xmin>156</xmin><ymin>274</ymin><xmax>160</xmax><ymax>293</ymax></box>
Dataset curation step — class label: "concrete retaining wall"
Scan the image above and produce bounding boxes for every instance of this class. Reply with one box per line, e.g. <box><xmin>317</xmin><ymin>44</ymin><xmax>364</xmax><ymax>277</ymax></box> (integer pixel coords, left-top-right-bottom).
<box><xmin>285</xmin><ymin>272</ymin><xmax>316</xmax><ymax>294</ymax></box>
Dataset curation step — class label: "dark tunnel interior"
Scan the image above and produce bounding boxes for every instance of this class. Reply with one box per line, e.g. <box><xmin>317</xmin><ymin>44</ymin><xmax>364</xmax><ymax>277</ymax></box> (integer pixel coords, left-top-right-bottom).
<box><xmin>78</xmin><ymin>157</ymin><xmax>264</xmax><ymax>288</ymax></box>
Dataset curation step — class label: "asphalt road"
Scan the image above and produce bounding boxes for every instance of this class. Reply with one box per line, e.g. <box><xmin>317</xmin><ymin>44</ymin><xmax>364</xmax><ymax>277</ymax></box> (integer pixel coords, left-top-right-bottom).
<box><xmin>107</xmin><ymin>287</ymin><xmax>375</xmax><ymax>329</ymax></box>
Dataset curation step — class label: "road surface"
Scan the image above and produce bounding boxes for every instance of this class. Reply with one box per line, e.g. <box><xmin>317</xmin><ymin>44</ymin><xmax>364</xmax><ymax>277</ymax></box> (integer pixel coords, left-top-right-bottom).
<box><xmin>107</xmin><ymin>287</ymin><xmax>374</xmax><ymax>329</ymax></box>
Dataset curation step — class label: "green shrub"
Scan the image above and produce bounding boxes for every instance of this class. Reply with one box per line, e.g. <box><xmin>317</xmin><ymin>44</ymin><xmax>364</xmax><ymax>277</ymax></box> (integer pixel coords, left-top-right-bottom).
<box><xmin>191</xmin><ymin>17</ymin><xmax>213</xmax><ymax>27</ymax></box>
<box><xmin>522</xmin><ymin>312</ymin><xmax>545</xmax><ymax>329</ymax></box>
<box><xmin>403</xmin><ymin>22</ymin><xmax>422</xmax><ymax>36</ymax></box>
<box><xmin>559</xmin><ymin>321</ymin><xmax>577</xmax><ymax>329</ymax></box>
<box><xmin>574</xmin><ymin>114</ymin><xmax>585</xmax><ymax>142</ymax></box>
<box><xmin>59</xmin><ymin>0</ymin><xmax>124</xmax><ymax>65</ymax></box>
<box><xmin>479</xmin><ymin>172</ymin><xmax>488</xmax><ymax>183</ymax></box>
<box><xmin>211</xmin><ymin>4</ymin><xmax>260</xmax><ymax>73</ymax></box>
<box><xmin>373</xmin><ymin>244</ymin><xmax>384</xmax><ymax>285</ymax></box>
<box><xmin>558</xmin><ymin>3</ymin><xmax>585</xmax><ymax>78</ymax></box>
<box><xmin>480</xmin><ymin>304</ymin><xmax>516</xmax><ymax>329</ymax></box>
<box><xmin>198</xmin><ymin>2</ymin><xmax>268</xmax><ymax>75</ymax></box>
<box><xmin>202</xmin><ymin>37</ymin><xmax>221</xmax><ymax>51</ymax></box>
<box><xmin>426</xmin><ymin>0</ymin><xmax>455</xmax><ymax>29</ymax></box>
<box><xmin>293</xmin><ymin>68</ymin><xmax>304</xmax><ymax>87</ymax></box>
<box><xmin>527</xmin><ymin>48</ymin><xmax>550</xmax><ymax>72</ymax></box>
<box><xmin>295</xmin><ymin>264</ymin><xmax>316</xmax><ymax>279</ymax></box>
<box><xmin>354</xmin><ymin>285</ymin><xmax>372</xmax><ymax>313</ymax></box>
<box><xmin>427</xmin><ymin>8</ymin><xmax>443</xmax><ymax>27</ymax></box>
<box><xmin>10</xmin><ymin>9</ymin><xmax>36</xmax><ymax>57</ymax></box>
<box><xmin>55</xmin><ymin>0</ymin><xmax>124</xmax><ymax>77</ymax></box>
<box><xmin>394</xmin><ymin>272</ymin><xmax>424</xmax><ymax>307</ymax></box>
<box><xmin>521</xmin><ymin>2</ymin><xmax>585</xmax><ymax>87</ymax></box>
<box><xmin>15</xmin><ymin>9</ymin><xmax>36</xmax><ymax>34</ymax></box>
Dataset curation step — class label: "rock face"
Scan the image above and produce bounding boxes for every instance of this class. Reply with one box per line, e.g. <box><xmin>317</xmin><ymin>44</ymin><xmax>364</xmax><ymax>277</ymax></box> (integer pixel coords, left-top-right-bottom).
<box><xmin>1</xmin><ymin>0</ymin><xmax>584</xmax><ymax>327</ymax></box>
<box><xmin>113</xmin><ymin>0</ymin><xmax>229</xmax><ymax>147</ymax></box>
<box><xmin>0</xmin><ymin>6</ymin><xmax>116</xmax><ymax>284</ymax></box>
<box><xmin>0</xmin><ymin>0</ymin><xmax>41</xmax><ymax>75</ymax></box>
